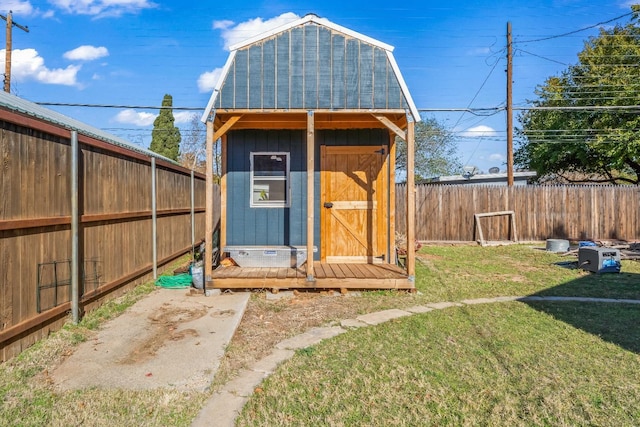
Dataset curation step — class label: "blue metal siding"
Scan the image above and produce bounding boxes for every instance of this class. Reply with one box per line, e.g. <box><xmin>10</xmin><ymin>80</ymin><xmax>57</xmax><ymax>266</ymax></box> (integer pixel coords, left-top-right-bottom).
<box><xmin>217</xmin><ymin>22</ymin><xmax>411</xmax><ymax>111</ymax></box>
<box><xmin>234</xmin><ymin>50</ymin><xmax>248</xmax><ymax>109</ymax></box>
<box><xmin>318</xmin><ymin>27</ymin><xmax>332</xmax><ymax>107</ymax></box>
<box><xmin>331</xmin><ymin>34</ymin><xmax>345</xmax><ymax>109</ymax></box>
<box><xmin>290</xmin><ymin>27</ymin><xmax>304</xmax><ymax>108</ymax></box>
<box><xmin>249</xmin><ymin>45</ymin><xmax>262</xmax><ymax>109</ymax></box>
<box><xmin>388</xmin><ymin>73</ymin><xmax>402</xmax><ymax>109</ymax></box>
<box><xmin>226</xmin><ymin>128</ymin><xmax>389</xmax><ymax>259</ymax></box>
<box><xmin>359</xmin><ymin>44</ymin><xmax>374</xmax><ymax>109</ymax></box>
<box><xmin>304</xmin><ymin>25</ymin><xmax>318</xmax><ymax>109</ymax></box>
<box><xmin>374</xmin><ymin>48</ymin><xmax>388</xmax><ymax>109</ymax></box>
<box><xmin>345</xmin><ymin>38</ymin><xmax>359</xmax><ymax>108</ymax></box>
<box><xmin>219</xmin><ymin>61</ymin><xmax>235</xmax><ymax>108</ymax></box>
<box><xmin>227</xmin><ymin>130</ymin><xmax>311</xmax><ymax>250</ymax></box>
<box><xmin>276</xmin><ymin>32</ymin><xmax>290</xmax><ymax>109</ymax></box>
<box><xmin>263</xmin><ymin>38</ymin><xmax>276</xmax><ymax>109</ymax></box>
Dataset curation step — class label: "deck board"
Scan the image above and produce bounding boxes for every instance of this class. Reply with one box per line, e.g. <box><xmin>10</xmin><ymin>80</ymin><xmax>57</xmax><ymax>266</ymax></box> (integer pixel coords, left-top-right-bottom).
<box><xmin>211</xmin><ymin>263</ymin><xmax>413</xmax><ymax>290</ymax></box>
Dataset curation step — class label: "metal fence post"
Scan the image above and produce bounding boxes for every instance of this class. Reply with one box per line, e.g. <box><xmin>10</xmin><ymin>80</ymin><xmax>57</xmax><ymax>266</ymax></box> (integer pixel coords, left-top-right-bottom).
<box><xmin>151</xmin><ymin>157</ymin><xmax>157</xmax><ymax>280</ymax></box>
<box><xmin>70</xmin><ymin>130</ymin><xmax>80</xmax><ymax>324</ymax></box>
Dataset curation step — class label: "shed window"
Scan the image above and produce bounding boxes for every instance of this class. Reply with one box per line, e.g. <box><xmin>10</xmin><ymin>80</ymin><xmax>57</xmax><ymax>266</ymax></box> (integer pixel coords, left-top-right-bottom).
<box><xmin>250</xmin><ymin>152</ymin><xmax>290</xmax><ymax>207</ymax></box>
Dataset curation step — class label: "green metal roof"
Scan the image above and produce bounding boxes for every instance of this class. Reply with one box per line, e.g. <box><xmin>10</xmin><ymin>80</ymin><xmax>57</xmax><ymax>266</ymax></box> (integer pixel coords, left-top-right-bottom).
<box><xmin>203</xmin><ymin>14</ymin><xmax>420</xmax><ymax>122</ymax></box>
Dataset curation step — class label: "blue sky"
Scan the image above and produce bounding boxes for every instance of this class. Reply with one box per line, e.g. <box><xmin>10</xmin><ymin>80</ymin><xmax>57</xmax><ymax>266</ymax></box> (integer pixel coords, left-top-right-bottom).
<box><xmin>1</xmin><ymin>0</ymin><xmax>637</xmax><ymax>173</ymax></box>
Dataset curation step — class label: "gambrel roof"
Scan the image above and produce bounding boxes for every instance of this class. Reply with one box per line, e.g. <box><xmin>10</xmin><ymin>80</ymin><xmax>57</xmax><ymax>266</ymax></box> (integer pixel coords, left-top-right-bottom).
<box><xmin>202</xmin><ymin>14</ymin><xmax>420</xmax><ymax>122</ymax></box>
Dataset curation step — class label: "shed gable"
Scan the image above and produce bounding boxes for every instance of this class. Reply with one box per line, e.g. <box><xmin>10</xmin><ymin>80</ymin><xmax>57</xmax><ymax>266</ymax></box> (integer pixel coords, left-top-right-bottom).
<box><xmin>215</xmin><ymin>23</ymin><xmax>409</xmax><ymax>111</ymax></box>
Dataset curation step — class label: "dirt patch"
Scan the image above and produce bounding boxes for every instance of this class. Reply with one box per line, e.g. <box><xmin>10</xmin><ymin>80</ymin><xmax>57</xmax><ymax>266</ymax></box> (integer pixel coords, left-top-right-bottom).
<box><xmin>212</xmin><ymin>289</ymin><xmax>416</xmax><ymax>386</ymax></box>
<box><xmin>121</xmin><ymin>304</ymin><xmax>208</xmax><ymax>365</ymax></box>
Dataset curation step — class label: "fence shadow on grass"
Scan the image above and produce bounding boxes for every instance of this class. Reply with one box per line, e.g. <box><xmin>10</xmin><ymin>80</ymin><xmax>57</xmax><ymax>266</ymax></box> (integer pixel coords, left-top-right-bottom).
<box><xmin>522</xmin><ymin>267</ymin><xmax>640</xmax><ymax>354</ymax></box>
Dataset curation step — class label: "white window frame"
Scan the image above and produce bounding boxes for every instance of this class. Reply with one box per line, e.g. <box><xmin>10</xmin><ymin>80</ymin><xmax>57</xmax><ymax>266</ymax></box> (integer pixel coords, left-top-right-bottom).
<box><xmin>250</xmin><ymin>152</ymin><xmax>290</xmax><ymax>208</ymax></box>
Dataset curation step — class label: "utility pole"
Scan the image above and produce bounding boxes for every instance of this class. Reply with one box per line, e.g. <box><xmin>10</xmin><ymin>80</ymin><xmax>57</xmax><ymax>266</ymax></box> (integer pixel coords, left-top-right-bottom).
<box><xmin>1</xmin><ymin>11</ymin><xmax>29</xmax><ymax>93</ymax></box>
<box><xmin>506</xmin><ymin>21</ymin><xmax>514</xmax><ymax>186</ymax></box>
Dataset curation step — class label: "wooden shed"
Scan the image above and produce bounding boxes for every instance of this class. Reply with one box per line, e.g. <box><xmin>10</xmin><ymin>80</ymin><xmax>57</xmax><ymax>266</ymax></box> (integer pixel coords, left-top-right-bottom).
<box><xmin>201</xmin><ymin>14</ymin><xmax>418</xmax><ymax>290</ymax></box>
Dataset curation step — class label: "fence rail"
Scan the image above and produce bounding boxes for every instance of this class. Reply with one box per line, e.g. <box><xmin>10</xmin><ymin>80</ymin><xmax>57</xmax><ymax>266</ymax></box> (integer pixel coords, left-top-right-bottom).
<box><xmin>396</xmin><ymin>184</ymin><xmax>640</xmax><ymax>243</ymax></box>
<box><xmin>0</xmin><ymin>112</ymin><xmax>217</xmax><ymax>361</ymax></box>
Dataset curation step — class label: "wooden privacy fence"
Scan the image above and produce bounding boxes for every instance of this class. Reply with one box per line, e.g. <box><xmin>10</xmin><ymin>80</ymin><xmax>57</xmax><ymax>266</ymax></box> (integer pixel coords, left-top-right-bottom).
<box><xmin>396</xmin><ymin>184</ymin><xmax>640</xmax><ymax>243</ymax></box>
<box><xmin>0</xmin><ymin>107</ymin><xmax>219</xmax><ymax>361</ymax></box>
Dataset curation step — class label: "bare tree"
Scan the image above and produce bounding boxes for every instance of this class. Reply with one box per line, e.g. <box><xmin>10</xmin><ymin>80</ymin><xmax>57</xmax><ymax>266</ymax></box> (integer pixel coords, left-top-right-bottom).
<box><xmin>179</xmin><ymin>114</ymin><xmax>206</xmax><ymax>173</ymax></box>
<box><xmin>179</xmin><ymin>113</ymin><xmax>222</xmax><ymax>178</ymax></box>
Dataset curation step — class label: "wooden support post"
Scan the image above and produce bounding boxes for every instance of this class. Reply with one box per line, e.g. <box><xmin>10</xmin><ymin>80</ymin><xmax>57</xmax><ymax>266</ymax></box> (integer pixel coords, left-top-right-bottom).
<box><xmin>406</xmin><ymin>119</ymin><xmax>416</xmax><ymax>279</ymax></box>
<box><xmin>205</xmin><ymin>119</ymin><xmax>214</xmax><ymax>287</ymax></box>
<box><xmin>220</xmin><ymin>134</ymin><xmax>227</xmax><ymax>257</ymax></box>
<box><xmin>389</xmin><ymin>132</ymin><xmax>397</xmax><ymax>265</ymax></box>
<box><xmin>306</xmin><ymin>111</ymin><xmax>315</xmax><ymax>281</ymax></box>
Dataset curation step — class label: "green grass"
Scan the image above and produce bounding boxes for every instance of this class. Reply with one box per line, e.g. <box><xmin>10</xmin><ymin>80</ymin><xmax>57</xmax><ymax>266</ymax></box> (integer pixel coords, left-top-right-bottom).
<box><xmin>413</xmin><ymin>244</ymin><xmax>640</xmax><ymax>301</ymax></box>
<box><xmin>238</xmin><ymin>302</ymin><xmax>640</xmax><ymax>426</ymax></box>
<box><xmin>2</xmin><ymin>246</ymin><xmax>639</xmax><ymax>426</ymax></box>
<box><xmin>236</xmin><ymin>245</ymin><xmax>640</xmax><ymax>426</ymax></box>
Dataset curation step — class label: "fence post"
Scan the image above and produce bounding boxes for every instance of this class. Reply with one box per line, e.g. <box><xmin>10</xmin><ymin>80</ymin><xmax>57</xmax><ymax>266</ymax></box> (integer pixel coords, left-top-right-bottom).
<box><xmin>151</xmin><ymin>157</ymin><xmax>157</xmax><ymax>280</ymax></box>
<box><xmin>191</xmin><ymin>170</ymin><xmax>195</xmax><ymax>262</ymax></box>
<box><xmin>70</xmin><ymin>130</ymin><xmax>80</xmax><ymax>324</ymax></box>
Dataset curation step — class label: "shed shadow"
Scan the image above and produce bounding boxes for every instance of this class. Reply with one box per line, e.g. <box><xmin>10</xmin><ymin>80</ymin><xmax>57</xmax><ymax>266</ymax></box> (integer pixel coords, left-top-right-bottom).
<box><xmin>522</xmin><ymin>271</ymin><xmax>640</xmax><ymax>354</ymax></box>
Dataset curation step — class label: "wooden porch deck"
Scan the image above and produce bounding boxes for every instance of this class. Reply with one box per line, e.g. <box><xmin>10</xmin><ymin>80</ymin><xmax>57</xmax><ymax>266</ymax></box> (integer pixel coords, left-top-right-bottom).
<box><xmin>210</xmin><ymin>263</ymin><xmax>414</xmax><ymax>290</ymax></box>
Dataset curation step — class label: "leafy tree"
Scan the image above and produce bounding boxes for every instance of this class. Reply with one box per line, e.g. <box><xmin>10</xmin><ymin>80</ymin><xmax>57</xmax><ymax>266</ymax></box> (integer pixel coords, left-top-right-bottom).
<box><xmin>396</xmin><ymin>116</ymin><xmax>462</xmax><ymax>181</ymax></box>
<box><xmin>516</xmin><ymin>6</ymin><xmax>640</xmax><ymax>184</ymax></box>
<box><xmin>150</xmin><ymin>94</ymin><xmax>181</xmax><ymax>161</ymax></box>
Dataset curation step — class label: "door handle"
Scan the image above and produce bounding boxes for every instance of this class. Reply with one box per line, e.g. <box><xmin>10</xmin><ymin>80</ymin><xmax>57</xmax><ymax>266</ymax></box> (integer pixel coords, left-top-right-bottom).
<box><xmin>323</xmin><ymin>202</ymin><xmax>333</xmax><ymax>208</ymax></box>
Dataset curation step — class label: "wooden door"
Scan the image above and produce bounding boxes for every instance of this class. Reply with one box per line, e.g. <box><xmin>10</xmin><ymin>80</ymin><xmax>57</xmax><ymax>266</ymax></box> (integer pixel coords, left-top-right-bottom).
<box><xmin>321</xmin><ymin>145</ymin><xmax>387</xmax><ymax>263</ymax></box>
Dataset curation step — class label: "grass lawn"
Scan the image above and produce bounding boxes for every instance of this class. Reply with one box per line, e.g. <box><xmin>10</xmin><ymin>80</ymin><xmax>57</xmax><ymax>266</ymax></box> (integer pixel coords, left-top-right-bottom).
<box><xmin>238</xmin><ymin>301</ymin><xmax>640</xmax><ymax>426</ymax></box>
<box><xmin>1</xmin><ymin>245</ymin><xmax>639</xmax><ymax>426</ymax></box>
<box><xmin>237</xmin><ymin>245</ymin><xmax>640</xmax><ymax>426</ymax></box>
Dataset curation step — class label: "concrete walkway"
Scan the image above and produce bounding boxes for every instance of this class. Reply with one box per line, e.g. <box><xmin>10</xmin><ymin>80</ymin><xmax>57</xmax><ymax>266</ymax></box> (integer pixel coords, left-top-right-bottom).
<box><xmin>191</xmin><ymin>295</ymin><xmax>640</xmax><ymax>427</ymax></box>
<box><xmin>53</xmin><ymin>288</ymin><xmax>250</xmax><ymax>391</ymax></box>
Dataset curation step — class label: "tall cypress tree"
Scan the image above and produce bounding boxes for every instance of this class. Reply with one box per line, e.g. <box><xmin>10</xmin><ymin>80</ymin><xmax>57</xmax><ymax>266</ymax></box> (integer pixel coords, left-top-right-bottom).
<box><xmin>149</xmin><ymin>94</ymin><xmax>181</xmax><ymax>161</ymax></box>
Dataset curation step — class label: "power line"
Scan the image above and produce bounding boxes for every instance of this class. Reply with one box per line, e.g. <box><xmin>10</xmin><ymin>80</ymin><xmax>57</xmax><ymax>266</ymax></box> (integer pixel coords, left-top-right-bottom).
<box><xmin>517</xmin><ymin>11</ymin><xmax>635</xmax><ymax>44</ymax></box>
<box><xmin>35</xmin><ymin>101</ymin><xmax>204</xmax><ymax>111</ymax></box>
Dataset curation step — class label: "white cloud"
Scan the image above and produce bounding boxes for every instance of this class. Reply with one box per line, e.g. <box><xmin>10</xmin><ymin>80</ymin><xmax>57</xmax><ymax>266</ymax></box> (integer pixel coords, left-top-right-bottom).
<box><xmin>63</xmin><ymin>45</ymin><xmax>109</xmax><ymax>61</ymax></box>
<box><xmin>213</xmin><ymin>19</ymin><xmax>234</xmax><ymax>30</ymax></box>
<box><xmin>113</xmin><ymin>109</ymin><xmax>193</xmax><ymax>126</ymax></box>
<box><xmin>48</xmin><ymin>0</ymin><xmax>157</xmax><ymax>17</ymax></box>
<box><xmin>459</xmin><ymin>125</ymin><xmax>497</xmax><ymax>138</ymax></box>
<box><xmin>197</xmin><ymin>67</ymin><xmax>223</xmax><ymax>93</ymax></box>
<box><xmin>114</xmin><ymin>109</ymin><xmax>156</xmax><ymax>126</ymax></box>
<box><xmin>489</xmin><ymin>153</ymin><xmax>505</xmax><ymax>162</ymax></box>
<box><xmin>173</xmin><ymin>111</ymin><xmax>193</xmax><ymax>124</ymax></box>
<box><xmin>1</xmin><ymin>0</ymin><xmax>34</xmax><ymax>15</ymax></box>
<box><xmin>468</xmin><ymin>47</ymin><xmax>491</xmax><ymax>55</ymax></box>
<box><xmin>214</xmin><ymin>12</ymin><xmax>300</xmax><ymax>50</ymax></box>
<box><xmin>1</xmin><ymin>48</ymin><xmax>80</xmax><ymax>86</ymax></box>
